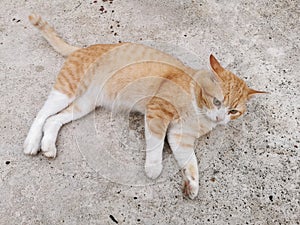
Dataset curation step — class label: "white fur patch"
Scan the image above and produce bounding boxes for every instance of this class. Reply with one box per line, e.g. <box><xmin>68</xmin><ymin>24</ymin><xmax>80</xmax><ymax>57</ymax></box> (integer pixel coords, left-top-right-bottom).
<box><xmin>144</xmin><ymin>117</ymin><xmax>165</xmax><ymax>179</ymax></box>
<box><xmin>24</xmin><ymin>90</ymin><xmax>72</xmax><ymax>155</ymax></box>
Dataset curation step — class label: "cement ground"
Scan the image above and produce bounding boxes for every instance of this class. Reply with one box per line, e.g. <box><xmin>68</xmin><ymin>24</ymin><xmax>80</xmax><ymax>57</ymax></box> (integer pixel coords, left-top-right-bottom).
<box><xmin>0</xmin><ymin>0</ymin><xmax>299</xmax><ymax>224</ymax></box>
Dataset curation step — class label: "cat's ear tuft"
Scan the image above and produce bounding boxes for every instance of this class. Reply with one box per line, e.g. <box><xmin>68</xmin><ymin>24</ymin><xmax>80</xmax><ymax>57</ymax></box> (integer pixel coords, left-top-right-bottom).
<box><xmin>209</xmin><ymin>54</ymin><xmax>225</xmax><ymax>77</ymax></box>
<box><xmin>247</xmin><ymin>88</ymin><xmax>269</xmax><ymax>99</ymax></box>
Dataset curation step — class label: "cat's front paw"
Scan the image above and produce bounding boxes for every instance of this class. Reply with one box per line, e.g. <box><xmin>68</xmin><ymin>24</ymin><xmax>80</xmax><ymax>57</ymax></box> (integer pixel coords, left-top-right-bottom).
<box><xmin>23</xmin><ymin>132</ymin><xmax>42</xmax><ymax>155</ymax></box>
<box><xmin>41</xmin><ymin>138</ymin><xmax>57</xmax><ymax>158</ymax></box>
<box><xmin>145</xmin><ymin>162</ymin><xmax>163</xmax><ymax>179</ymax></box>
<box><xmin>183</xmin><ymin>178</ymin><xmax>199</xmax><ymax>199</ymax></box>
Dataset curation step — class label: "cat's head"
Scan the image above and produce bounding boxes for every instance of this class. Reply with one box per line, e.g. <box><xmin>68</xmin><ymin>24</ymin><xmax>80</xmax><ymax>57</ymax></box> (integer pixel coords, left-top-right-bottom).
<box><xmin>208</xmin><ymin>54</ymin><xmax>267</xmax><ymax>124</ymax></box>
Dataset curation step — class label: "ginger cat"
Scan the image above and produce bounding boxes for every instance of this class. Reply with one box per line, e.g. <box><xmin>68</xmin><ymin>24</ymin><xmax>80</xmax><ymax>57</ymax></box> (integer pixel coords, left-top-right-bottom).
<box><xmin>24</xmin><ymin>14</ymin><xmax>266</xmax><ymax>199</ymax></box>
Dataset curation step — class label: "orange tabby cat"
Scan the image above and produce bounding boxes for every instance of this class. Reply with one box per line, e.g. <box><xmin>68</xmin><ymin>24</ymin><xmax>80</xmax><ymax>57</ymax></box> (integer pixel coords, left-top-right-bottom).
<box><xmin>24</xmin><ymin>14</ymin><xmax>266</xmax><ymax>199</ymax></box>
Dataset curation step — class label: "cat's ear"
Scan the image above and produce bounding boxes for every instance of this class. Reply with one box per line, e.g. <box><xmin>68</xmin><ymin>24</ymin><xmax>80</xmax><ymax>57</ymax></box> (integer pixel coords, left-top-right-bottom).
<box><xmin>247</xmin><ymin>88</ymin><xmax>269</xmax><ymax>99</ymax></box>
<box><xmin>209</xmin><ymin>54</ymin><xmax>225</xmax><ymax>78</ymax></box>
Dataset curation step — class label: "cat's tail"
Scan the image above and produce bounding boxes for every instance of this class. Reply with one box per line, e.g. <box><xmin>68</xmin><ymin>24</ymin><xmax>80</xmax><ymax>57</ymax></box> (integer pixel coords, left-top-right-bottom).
<box><xmin>29</xmin><ymin>14</ymin><xmax>80</xmax><ymax>57</ymax></box>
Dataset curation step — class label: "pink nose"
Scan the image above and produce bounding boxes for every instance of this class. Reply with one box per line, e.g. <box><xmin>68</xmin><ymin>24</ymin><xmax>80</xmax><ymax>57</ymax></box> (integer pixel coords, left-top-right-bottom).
<box><xmin>216</xmin><ymin>116</ymin><xmax>222</xmax><ymax>122</ymax></box>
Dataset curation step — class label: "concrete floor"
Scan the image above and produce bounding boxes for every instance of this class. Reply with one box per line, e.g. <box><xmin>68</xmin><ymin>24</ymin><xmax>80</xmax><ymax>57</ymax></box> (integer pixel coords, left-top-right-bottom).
<box><xmin>1</xmin><ymin>0</ymin><xmax>299</xmax><ymax>224</ymax></box>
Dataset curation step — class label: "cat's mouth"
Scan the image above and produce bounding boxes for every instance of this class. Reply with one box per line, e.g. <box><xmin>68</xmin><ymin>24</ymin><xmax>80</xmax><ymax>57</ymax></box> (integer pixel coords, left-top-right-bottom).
<box><xmin>215</xmin><ymin>116</ymin><xmax>230</xmax><ymax>125</ymax></box>
<box><xmin>205</xmin><ymin>108</ymin><xmax>229</xmax><ymax>125</ymax></box>
<box><xmin>206</xmin><ymin>113</ymin><xmax>229</xmax><ymax>125</ymax></box>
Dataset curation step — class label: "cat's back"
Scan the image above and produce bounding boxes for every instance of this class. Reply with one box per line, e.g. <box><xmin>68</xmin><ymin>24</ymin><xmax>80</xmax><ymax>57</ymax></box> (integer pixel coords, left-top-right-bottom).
<box><xmin>58</xmin><ymin>43</ymin><xmax>125</xmax><ymax>79</ymax></box>
<box><xmin>63</xmin><ymin>42</ymin><xmax>186</xmax><ymax>71</ymax></box>
<box><xmin>54</xmin><ymin>43</ymin><xmax>125</xmax><ymax>96</ymax></box>
<box><xmin>54</xmin><ymin>43</ymin><xmax>191</xmax><ymax>97</ymax></box>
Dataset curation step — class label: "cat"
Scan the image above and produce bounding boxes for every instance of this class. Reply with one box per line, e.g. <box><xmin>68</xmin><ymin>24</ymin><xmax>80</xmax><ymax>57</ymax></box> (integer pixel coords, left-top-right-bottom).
<box><xmin>24</xmin><ymin>14</ymin><xmax>266</xmax><ymax>199</ymax></box>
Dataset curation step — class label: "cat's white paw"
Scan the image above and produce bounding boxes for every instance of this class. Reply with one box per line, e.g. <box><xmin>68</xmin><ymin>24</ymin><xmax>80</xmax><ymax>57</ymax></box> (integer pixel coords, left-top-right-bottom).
<box><xmin>145</xmin><ymin>162</ymin><xmax>163</xmax><ymax>179</ymax></box>
<box><xmin>41</xmin><ymin>138</ymin><xmax>57</xmax><ymax>158</ymax></box>
<box><xmin>183</xmin><ymin>178</ymin><xmax>199</xmax><ymax>199</ymax></box>
<box><xmin>23</xmin><ymin>132</ymin><xmax>42</xmax><ymax>155</ymax></box>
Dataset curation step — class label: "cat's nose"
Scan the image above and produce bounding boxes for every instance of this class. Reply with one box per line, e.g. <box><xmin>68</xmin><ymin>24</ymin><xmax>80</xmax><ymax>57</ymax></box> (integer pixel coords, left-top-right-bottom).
<box><xmin>216</xmin><ymin>116</ymin><xmax>223</xmax><ymax>122</ymax></box>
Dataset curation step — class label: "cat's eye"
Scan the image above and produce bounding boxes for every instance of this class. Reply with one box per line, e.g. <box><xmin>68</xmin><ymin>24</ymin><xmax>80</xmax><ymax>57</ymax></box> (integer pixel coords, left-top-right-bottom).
<box><xmin>213</xmin><ymin>97</ymin><xmax>221</xmax><ymax>107</ymax></box>
<box><xmin>229</xmin><ymin>109</ymin><xmax>239</xmax><ymax>115</ymax></box>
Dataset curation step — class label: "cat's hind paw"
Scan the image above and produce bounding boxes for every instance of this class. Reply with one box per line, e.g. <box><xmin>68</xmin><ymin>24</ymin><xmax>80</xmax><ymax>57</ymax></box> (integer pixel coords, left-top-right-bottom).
<box><xmin>145</xmin><ymin>162</ymin><xmax>163</xmax><ymax>179</ymax></box>
<box><xmin>23</xmin><ymin>133</ymin><xmax>42</xmax><ymax>155</ymax></box>
<box><xmin>183</xmin><ymin>178</ymin><xmax>199</xmax><ymax>199</ymax></box>
<box><xmin>41</xmin><ymin>138</ymin><xmax>57</xmax><ymax>158</ymax></box>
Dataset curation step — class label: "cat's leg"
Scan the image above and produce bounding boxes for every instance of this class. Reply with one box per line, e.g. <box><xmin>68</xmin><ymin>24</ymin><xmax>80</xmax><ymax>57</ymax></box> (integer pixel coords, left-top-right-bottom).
<box><xmin>167</xmin><ymin>124</ymin><xmax>199</xmax><ymax>199</ymax></box>
<box><xmin>41</xmin><ymin>93</ymin><xmax>95</xmax><ymax>158</ymax></box>
<box><xmin>144</xmin><ymin>98</ymin><xmax>177</xmax><ymax>179</ymax></box>
<box><xmin>144</xmin><ymin>113</ymin><xmax>170</xmax><ymax>179</ymax></box>
<box><xmin>24</xmin><ymin>90</ymin><xmax>74</xmax><ymax>155</ymax></box>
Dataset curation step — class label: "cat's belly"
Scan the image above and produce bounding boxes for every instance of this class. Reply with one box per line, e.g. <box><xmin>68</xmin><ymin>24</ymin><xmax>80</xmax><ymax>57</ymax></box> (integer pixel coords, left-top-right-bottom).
<box><xmin>94</xmin><ymin>76</ymin><xmax>192</xmax><ymax>115</ymax></box>
<box><xmin>86</xmin><ymin>82</ymin><xmax>149</xmax><ymax>113</ymax></box>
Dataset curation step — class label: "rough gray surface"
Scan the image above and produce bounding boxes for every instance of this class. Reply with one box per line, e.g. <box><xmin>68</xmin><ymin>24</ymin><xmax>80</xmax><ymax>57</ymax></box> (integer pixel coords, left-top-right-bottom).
<box><xmin>0</xmin><ymin>0</ymin><xmax>299</xmax><ymax>224</ymax></box>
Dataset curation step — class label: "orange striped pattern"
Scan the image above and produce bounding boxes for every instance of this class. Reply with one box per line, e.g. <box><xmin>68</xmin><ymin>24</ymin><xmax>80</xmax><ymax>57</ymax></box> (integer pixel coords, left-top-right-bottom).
<box><xmin>54</xmin><ymin>44</ymin><xmax>124</xmax><ymax>97</ymax></box>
